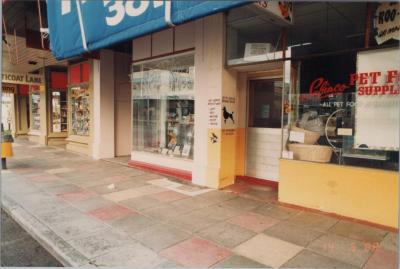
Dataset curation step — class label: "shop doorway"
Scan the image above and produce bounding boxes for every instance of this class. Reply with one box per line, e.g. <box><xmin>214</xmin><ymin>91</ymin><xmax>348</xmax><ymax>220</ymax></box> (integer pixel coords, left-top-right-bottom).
<box><xmin>246</xmin><ymin>78</ymin><xmax>283</xmax><ymax>181</ymax></box>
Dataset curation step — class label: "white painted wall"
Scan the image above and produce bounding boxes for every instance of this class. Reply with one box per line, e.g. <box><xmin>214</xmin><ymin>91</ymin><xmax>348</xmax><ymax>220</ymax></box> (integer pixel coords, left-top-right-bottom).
<box><xmin>92</xmin><ymin>50</ymin><xmax>115</xmax><ymax>159</ymax></box>
<box><xmin>114</xmin><ymin>52</ymin><xmax>132</xmax><ymax>156</ymax></box>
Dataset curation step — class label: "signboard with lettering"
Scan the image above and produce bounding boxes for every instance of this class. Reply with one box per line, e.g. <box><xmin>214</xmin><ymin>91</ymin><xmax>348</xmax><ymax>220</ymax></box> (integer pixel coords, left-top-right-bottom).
<box><xmin>2</xmin><ymin>72</ymin><xmax>43</xmax><ymax>86</ymax></box>
<box><xmin>374</xmin><ymin>2</ymin><xmax>400</xmax><ymax>45</ymax></box>
<box><xmin>355</xmin><ymin>47</ymin><xmax>399</xmax><ymax>150</ymax></box>
<box><xmin>47</xmin><ymin>1</ymin><xmax>248</xmax><ymax>59</ymax></box>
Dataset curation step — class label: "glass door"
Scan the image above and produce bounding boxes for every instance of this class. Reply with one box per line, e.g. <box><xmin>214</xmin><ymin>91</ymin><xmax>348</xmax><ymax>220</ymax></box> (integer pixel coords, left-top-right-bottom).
<box><xmin>246</xmin><ymin>78</ymin><xmax>283</xmax><ymax>181</ymax></box>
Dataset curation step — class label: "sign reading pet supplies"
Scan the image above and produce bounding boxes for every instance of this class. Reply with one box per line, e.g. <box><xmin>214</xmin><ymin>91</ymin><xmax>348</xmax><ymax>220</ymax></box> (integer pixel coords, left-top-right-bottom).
<box><xmin>2</xmin><ymin>72</ymin><xmax>43</xmax><ymax>85</ymax></box>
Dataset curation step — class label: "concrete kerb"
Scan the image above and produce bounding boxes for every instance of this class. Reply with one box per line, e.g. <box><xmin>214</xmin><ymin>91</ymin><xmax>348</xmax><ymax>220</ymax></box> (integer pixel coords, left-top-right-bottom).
<box><xmin>1</xmin><ymin>195</ymin><xmax>93</xmax><ymax>267</ymax></box>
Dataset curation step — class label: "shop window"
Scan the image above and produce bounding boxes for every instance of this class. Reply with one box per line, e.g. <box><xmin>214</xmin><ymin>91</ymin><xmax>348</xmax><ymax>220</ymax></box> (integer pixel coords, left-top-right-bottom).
<box><xmin>132</xmin><ymin>53</ymin><xmax>195</xmax><ymax>159</ymax></box>
<box><xmin>30</xmin><ymin>85</ymin><xmax>41</xmax><ymax>131</ymax></box>
<box><xmin>227</xmin><ymin>2</ymin><xmax>399</xmax><ymax>65</ymax></box>
<box><xmin>70</xmin><ymin>87</ymin><xmax>90</xmax><ymax>136</ymax></box>
<box><xmin>51</xmin><ymin>91</ymin><xmax>68</xmax><ymax>133</ymax></box>
<box><xmin>282</xmin><ymin>48</ymin><xmax>399</xmax><ymax>171</ymax></box>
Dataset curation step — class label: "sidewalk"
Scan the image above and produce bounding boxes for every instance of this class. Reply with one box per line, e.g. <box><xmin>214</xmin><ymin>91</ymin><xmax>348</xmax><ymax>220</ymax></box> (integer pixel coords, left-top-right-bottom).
<box><xmin>1</xmin><ymin>139</ymin><xmax>397</xmax><ymax>268</ymax></box>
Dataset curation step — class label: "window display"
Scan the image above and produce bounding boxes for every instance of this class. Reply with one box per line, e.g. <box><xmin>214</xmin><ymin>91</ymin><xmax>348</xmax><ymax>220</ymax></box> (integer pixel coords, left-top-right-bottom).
<box><xmin>51</xmin><ymin>91</ymin><xmax>68</xmax><ymax>132</ymax></box>
<box><xmin>30</xmin><ymin>86</ymin><xmax>40</xmax><ymax>131</ymax></box>
<box><xmin>282</xmin><ymin>49</ymin><xmax>399</xmax><ymax>171</ymax></box>
<box><xmin>71</xmin><ymin>87</ymin><xmax>90</xmax><ymax>136</ymax></box>
<box><xmin>132</xmin><ymin>53</ymin><xmax>195</xmax><ymax>159</ymax></box>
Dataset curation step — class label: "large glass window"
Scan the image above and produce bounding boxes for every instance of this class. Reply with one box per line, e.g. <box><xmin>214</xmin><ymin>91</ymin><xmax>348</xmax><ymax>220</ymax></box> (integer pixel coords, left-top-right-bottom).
<box><xmin>132</xmin><ymin>53</ymin><xmax>195</xmax><ymax>159</ymax></box>
<box><xmin>227</xmin><ymin>2</ymin><xmax>399</xmax><ymax>65</ymax></box>
<box><xmin>70</xmin><ymin>86</ymin><xmax>90</xmax><ymax>136</ymax></box>
<box><xmin>282</xmin><ymin>48</ymin><xmax>399</xmax><ymax>171</ymax></box>
<box><xmin>30</xmin><ymin>86</ymin><xmax>40</xmax><ymax>131</ymax></box>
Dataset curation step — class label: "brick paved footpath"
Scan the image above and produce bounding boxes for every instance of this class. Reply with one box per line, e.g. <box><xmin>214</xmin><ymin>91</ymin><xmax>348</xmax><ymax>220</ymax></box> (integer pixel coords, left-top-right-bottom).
<box><xmin>1</xmin><ymin>138</ymin><xmax>397</xmax><ymax>268</ymax></box>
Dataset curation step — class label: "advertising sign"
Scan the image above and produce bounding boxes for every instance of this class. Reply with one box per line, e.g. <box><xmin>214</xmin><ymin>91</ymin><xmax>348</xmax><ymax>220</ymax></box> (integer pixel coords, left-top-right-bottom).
<box><xmin>374</xmin><ymin>2</ymin><xmax>400</xmax><ymax>45</ymax></box>
<box><xmin>47</xmin><ymin>1</ymin><xmax>247</xmax><ymax>59</ymax></box>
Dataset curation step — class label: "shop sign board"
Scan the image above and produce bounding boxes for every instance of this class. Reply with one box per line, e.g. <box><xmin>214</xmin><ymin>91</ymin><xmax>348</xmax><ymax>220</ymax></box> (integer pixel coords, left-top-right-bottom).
<box><xmin>374</xmin><ymin>2</ymin><xmax>400</xmax><ymax>45</ymax></box>
<box><xmin>355</xmin><ymin>48</ymin><xmax>399</xmax><ymax>150</ymax></box>
<box><xmin>2</xmin><ymin>84</ymin><xmax>17</xmax><ymax>94</ymax></box>
<box><xmin>254</xmin><ymin>1</ymin><xmax>293</xmax><ymax>24</ymax></box>
<box><xmin>47</xmin><ymin>1</ymin><xmax>248</xmax><ymax>59</ymax></box>
<box><xmin>2</xmin><ymin>72</ymin><xmax>43</xmax><ymax>86</ymax></box>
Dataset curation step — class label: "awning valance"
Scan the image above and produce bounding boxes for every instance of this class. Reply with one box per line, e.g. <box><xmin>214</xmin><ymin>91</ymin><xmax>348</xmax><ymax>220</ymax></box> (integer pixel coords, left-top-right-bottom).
<box><xmin>47</xmin><ymin>1</ymin><xmax>248</xmax><ymax>60</ymax></box>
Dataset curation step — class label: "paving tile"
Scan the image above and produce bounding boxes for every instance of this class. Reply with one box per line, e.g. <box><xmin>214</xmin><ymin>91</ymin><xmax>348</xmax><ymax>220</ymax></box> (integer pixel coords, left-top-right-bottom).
<box><xmin>197</xmin><ymin>222</ymin><xmax>256</xmax><ymax>248</ymax></box>
<box><xmin>143</xmin><ymin>204</ymin><xmax>189</xmax><ymax>221</ymax></box>
<box><xmin>102</xmin><ymin>185</ymin><xmax>166</xmax><ymax>202</ymax></box>
<box><xmin>282</xmin><ymin>249</ymin><xmax>359</xmax><ymax>269</ymax></box>
<box><xmin>119</xmin><ymin>195</ymin><xmax>164</xmax><ymax>212</ymax></box>
<box><xmin>213</xmin><ymin>255</ymin><xmax>270</xmax><ymax>268</ymax></box>
<box><xmin>329</xmin><ymin>220</ymin><xmax>387</xmax><ymax>243</ymax></box>
<box><xmin>222</xmin><ymin>182</ymin><xmax>251</xmax><ymax>194</ymax></box>
<box><xmin>167</xmin><ymin>210</ymin><xmax>219</xmax><ymax>233</ymax></box>
<box><xmin>45</xmin><ymin>167</ymin><xmax>74</xmax><ymax>174</ymax></box>
<box><xmin>233</xmin><ymin>234</ymin><xmax>303</xmax><ymax>268</ymax></box>
<box><xmin>286</xmin><ymin>211</ymin><xmax>338</xmax><ymax>232</ymax></box>
<box><xmin>88</xmin><ymin>179</ymin><xmax>148</xmax><ymax>195</ymax></box>
<box><xmin>89</xmin><ymin>244</ymin><xmax>165</xmax><ymax>267</ymax></box>
<box><xmin>44</xmin><ymin>184</ymin><xmax>82</xmax><ymax>195</ymax></box>
<box><xmin>57</xmin><ymin>190</ymin><xmax>96</xmax><ymax>202</ymax></box>
<box><xmin>363</xmin><ymin>247</ymin><xmax>398</xmax><ymax>269</ymax></box>
<box><xmin>29</xmin><ymin>174</ymin><xmax>61</xmax><ymax>182</ymax></box>
<box><xmin>263</xmin><ymin>221</ymin><xmax>323</xmax><ymax>247</ymax></box>
<box><xmin>228</xmin><ymin>212</ymin><xmax>281</xmax><ymax>233</ymax></box>
<box><xmin>160</xmin><ymin>237</ymin><xmax>232</xmax><ymax>267</ymax></box>
<box><xmin>149</xmin><ymin>190</ymin><xmax>189</xmax><ymax>202</ymax></box>
<box><xmin>242</xmin><ymin>187</ymin><xmax>278</xmax><ymax>202</ymax></box>
<box><xmin>308</xmin><ymin>233</ymin><xmax>374</xmax><ymax>267</ymax></box>
<box><xmin>253</xmin><ymin>204</ymin><xmax>301</xmax><ymax>220</ymax></box>
<box><xmin>132</xmin><ymin>223</ymin><xmax>191</xmax><ymax>252</ymax></box>
<box><xmin>221</xmin><ymin>197</ymin><xmax>264</xmax><ymax>211</ymax></box>
<box><xmin>100</xmin><ymin>175</ymin><xmax>133</xmax><ymax>184</ymax></box>
<box><xmin>193</xmin><ymin>204</ymin><xmax>244</xmax><ymax>222</ymax></box>
<box><xmin>380</xmin><ymin>232</ymin><xmax>398</xmax><ymax>252</ymax></box>
<box><xmin>197</xmin><ymin>190</ymin><xmax>238</xmax><ymax>203</ymax></box>
<box><xmin>67</xmin><ymin>229</ymin><xmax>134</xmax><ymax>259</ymax></box>
<box><xmin>88</xmin><ymin>204</ymin><xmax>137</xmax><ymax>221</ymax></box>
<box><xmin>69</xmin><ymin>196</ymin><xmax>115</xmax><ymax>212</ymax></box>
<box><xmin>110</xmin><ymin>214</ymin><xmax>158</xmax><ymax>234</ymax></box>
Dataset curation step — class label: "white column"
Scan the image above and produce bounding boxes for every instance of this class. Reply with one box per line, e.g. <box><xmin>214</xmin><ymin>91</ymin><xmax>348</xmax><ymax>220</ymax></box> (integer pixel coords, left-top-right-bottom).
<box><xmin>92</xmin><ymin>49</ymin><xmax>115</xmax><ymax>159</ymax></box>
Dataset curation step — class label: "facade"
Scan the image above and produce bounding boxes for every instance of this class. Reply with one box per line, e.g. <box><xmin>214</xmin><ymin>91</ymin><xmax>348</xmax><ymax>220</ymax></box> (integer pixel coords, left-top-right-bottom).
<box><xmin>126</xmin><ymin>2</ymin><xmax>399</xmax><ymax>228</ymax></box>
<box><xmin>6</xmin><ymin>1</ymin><xmax>399</xmax><ymax>229</ymax></box>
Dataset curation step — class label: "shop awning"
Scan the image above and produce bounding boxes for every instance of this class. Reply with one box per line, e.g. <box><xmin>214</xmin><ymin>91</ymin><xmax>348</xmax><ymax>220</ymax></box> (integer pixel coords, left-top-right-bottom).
<box><xmin>47</xmin><ymin>1</ymin><xmax>248</xmax><ymax>60</ymax></box>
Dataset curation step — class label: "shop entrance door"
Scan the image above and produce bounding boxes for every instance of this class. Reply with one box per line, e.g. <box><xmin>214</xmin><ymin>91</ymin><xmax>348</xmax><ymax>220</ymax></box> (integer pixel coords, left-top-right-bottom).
<box><xmin>246</xmin><ymin>78</ymin><xmax>282</xmax><ymax>181</ymax></box>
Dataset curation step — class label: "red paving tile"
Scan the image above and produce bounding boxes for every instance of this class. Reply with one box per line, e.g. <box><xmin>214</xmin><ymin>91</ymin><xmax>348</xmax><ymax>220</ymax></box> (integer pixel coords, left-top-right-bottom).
<box><xmin>88</xmin><ymin>204</ymin><xmax>137</xmax><ymax>221</ymax></box>
<box><xmin>228</xmin><ymin>212</ymin><xmax>281</xmax><ymax>233</ymax></box>
<box><xmin>57</xmin><ymin>190</ymin><xmax>96</xmax><ymax>202</ymax></box>
<box><xmin>149</xmin><ymin>190</ymin><xmax>189</xmax><ymax>202</ymax></box>
<box><xmin>363</xmin><ymin>248</ymin><xmax>398</xmax><ymax>269</ymax></box>
<box><xmin>160</xmin><ymin>237</ymin><xmax>232</xmax><ymax>267</ymax></box>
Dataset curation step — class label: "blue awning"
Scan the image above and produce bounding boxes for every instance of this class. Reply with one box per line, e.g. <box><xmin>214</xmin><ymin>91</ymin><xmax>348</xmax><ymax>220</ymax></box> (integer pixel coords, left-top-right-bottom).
<box><xmin>47</xmin><ymin>1</ymin><xmax>249</xmax><ymax>60</ymax></box>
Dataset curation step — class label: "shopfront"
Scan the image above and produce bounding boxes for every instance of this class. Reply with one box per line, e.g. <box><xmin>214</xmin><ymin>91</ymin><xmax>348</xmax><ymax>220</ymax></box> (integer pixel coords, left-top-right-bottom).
<box><xmin>45</xmin><ymin>1</ymin><xmax>399</xmax><ymax>228</ymax></box>
<box><xmin>2</xmin><ymin>72</ymin><xmax>45</xmax><ymax>141</ymax></box>
<box><xmin>65</xmin><ymin>61</ymin><xmax>92</xmax><ymax>154</ymax></box>
<box><xmin>225</xmin><ymin>2</ymin><xmax>399</xmax><ymax>228</ymax></box>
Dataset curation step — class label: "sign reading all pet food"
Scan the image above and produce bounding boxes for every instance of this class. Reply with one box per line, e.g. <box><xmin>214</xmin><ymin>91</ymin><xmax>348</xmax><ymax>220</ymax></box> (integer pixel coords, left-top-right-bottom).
<box><xmin>374</xmin><ymin>2</ymin><xmax>400</xmax><ymax>45</ymax></box>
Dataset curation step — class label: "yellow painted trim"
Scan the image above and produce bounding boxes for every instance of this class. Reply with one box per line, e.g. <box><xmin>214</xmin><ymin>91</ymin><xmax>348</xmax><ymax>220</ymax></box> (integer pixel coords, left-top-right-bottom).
<box><xmin>279</xmin><ymin>159</ymin><xmax>398</xmax><ymax>228</ymax></box>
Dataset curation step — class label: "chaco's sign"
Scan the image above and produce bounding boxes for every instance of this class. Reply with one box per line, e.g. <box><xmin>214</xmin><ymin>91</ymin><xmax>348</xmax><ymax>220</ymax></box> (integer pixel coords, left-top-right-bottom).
<box><xmin>2</xmin><ymin>72</ymin><xmax>44</xmax><ymax>85</ymax></box>
<box><xmin>308</xmin><ymin>70</ymin><xmax>400</xmax><ymax>98</ymax></box>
